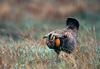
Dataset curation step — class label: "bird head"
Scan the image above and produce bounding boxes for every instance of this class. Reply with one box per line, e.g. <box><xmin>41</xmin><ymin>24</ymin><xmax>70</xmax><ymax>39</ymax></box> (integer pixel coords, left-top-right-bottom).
<box><xmin>43</xmin><ymin>31</ymin><xmax>62</xmax><ymax>49</ymax></box>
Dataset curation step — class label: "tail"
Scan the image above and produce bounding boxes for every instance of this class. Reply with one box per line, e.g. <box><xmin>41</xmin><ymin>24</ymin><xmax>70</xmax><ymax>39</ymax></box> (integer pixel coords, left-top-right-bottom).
<box><xmin>66</xmin><ymin>18</ymin><xmax>79</xmax><ymax>30</ymax></box>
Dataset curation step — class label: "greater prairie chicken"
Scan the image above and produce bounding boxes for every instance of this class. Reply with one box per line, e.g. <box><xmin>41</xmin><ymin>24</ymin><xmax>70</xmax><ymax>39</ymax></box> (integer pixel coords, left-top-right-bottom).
<box><xmin>43</xmin><ymin>18</ymin><xmax>79</xmax><ymax>56</ymax></box>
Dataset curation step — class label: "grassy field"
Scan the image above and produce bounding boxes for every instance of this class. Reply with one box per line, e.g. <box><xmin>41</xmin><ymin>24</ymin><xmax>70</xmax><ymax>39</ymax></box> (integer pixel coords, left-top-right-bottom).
<box><xmin>0</xmin><ymin>24</ymin><xmax>99</xmax><ymax>69</ymax></box>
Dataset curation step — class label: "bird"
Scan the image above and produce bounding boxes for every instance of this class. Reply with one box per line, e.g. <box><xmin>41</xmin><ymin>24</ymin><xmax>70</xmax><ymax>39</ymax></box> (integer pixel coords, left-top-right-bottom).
<box><xmin>43</xmin><ymin>18</ymin><xmax>79</xmax><ymax>55</ymax></box>
<box><xmin>43</xmin><ymin>18</ymin><xmax>79</xmax><ymax>68</ymax></box>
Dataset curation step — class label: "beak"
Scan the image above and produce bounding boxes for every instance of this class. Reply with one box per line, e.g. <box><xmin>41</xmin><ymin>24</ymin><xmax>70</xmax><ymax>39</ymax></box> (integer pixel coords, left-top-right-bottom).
<box><xmin>43</xmin><ymin>35</ymin><xmax>48</xmax><ymax>39</ymax></box>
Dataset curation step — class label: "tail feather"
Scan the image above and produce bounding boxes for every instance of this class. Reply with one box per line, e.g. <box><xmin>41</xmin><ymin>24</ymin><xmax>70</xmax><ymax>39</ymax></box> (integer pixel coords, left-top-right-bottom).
<box><xmin>66</xmin><ymin>18</ymin><xmax>79</xmax><ymax>30</ymax></box>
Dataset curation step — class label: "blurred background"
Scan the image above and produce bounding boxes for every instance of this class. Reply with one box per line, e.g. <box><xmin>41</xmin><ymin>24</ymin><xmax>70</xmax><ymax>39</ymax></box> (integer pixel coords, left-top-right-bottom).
<box><xmin>0</xmin><ymin>0</ymin><xmax>100</xmax><ymax>41</ymax></box>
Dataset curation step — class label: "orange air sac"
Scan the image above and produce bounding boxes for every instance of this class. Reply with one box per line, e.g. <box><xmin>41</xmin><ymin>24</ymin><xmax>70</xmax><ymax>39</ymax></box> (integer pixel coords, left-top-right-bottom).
<box><xmin>55</xmin><ymin>38</ymin><xmax>61</xmax><ymax>47</ymax></box>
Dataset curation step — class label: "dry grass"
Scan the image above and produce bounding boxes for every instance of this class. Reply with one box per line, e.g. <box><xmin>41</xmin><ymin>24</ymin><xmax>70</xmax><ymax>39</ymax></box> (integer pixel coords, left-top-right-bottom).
<box><xmin>0</xmin><ymin>28</ymin><xmax>98</xmax><ymax>69</ymax></box>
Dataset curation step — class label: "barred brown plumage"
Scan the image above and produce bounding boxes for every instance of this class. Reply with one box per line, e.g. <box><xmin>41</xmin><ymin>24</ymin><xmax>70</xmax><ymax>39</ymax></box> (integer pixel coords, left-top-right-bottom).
<box><xmin>43</xmin><ymin>18</ymin><xmax>79</xmax><ymax>56</ymax></box>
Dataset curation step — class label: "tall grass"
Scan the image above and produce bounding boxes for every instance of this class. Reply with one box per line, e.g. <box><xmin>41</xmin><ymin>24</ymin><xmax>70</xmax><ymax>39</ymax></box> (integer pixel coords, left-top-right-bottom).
<box><xmin>0</xmin><ymin>27</ymin><xmax>98</xmax><ymax>69</ymax></box>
